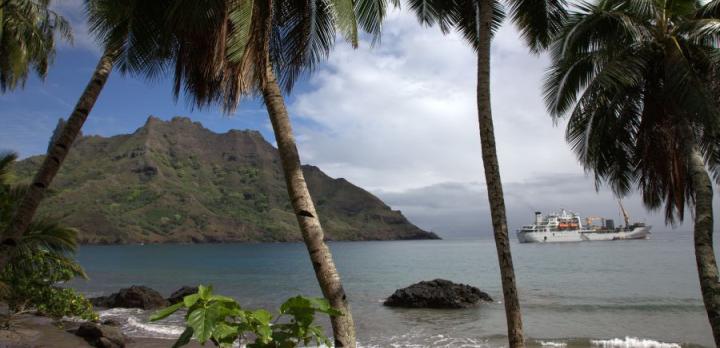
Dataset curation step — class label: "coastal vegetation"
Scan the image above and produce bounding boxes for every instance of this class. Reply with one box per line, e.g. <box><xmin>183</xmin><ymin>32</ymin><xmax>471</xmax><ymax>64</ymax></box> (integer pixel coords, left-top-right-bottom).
<box><xmin>1</xmin><ymin>0</ymin><xmax>720</xmax><ymax>346</ymax></box>
<box><xmin>151</xmin><ymin>285</ymin><xmax>338</xmax><ymax>348</ymax></box>
<box><xmin>0</xmin><ymin>153</ymin><xmax>95</xmax><ymax>324</ymax></box>
<box><xmin>544</xmin><ymin>0</ymin><xmax>720</xmax><ymax>344</ymax></box>
<box><xmin>0</xmin><ymin>0</ymin><xmax>72</xmax><ymax>92</ymax></box>
<box><xmin>12</xmin><ymin>117</ymin><xmax>436</xmax><ymax>243</ymax></box>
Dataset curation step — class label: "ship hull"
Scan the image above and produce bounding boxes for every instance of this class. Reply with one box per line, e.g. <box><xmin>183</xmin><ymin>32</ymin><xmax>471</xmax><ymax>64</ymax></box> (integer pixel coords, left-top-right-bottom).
<box><xmin>517</xmin><ymin>226</ymin><xmax>651</xmax><ymax>243</ymax></box>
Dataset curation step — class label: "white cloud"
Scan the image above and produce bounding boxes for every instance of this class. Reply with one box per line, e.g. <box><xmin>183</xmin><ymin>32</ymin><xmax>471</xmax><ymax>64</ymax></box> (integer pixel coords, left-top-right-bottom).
<box><xmin>290</xmin><ymin>8</ymin><xmax>720</xmax><ymax>235</ymax></box>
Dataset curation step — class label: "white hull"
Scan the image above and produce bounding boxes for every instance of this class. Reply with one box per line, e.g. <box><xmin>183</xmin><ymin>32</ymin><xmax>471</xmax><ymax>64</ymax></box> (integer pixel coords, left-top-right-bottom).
<box><xmin>517</xmin><ymin>226</ymin><xmax>651</xmax><ymax>243</ymax></box>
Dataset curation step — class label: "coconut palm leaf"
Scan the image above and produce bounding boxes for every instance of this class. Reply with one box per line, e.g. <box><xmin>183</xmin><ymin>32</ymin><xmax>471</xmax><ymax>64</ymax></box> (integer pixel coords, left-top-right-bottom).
<box><xmin>0</xmin><ymin>0</ymin><xmax>72</xmax><ymax>92</ymax></box>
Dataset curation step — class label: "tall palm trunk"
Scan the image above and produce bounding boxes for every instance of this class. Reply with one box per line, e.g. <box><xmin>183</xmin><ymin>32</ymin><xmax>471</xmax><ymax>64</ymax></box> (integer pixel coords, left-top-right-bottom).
<box><xmin>261</xmin><ymin>64</ymin><xmax>356</xmax><ymax>348</ymax></box>
<box><xmin>476</xmin><ymin>3</ymin><xmax>525</xmax><ymax>348</ymax></box>
<box><xmin>0</xmin><ymin>48</ymin><xmax>116</xmax><ymax>270</ymax></box>
<box><xmin>688</xmin><ymin>147</ymin><xmax>720</xmax><ymax>346</ymax></box>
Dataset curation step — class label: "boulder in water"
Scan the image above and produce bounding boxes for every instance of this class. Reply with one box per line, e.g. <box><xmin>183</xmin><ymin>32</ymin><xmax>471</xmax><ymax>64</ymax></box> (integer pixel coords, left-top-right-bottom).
<box><xmin>90</xmin><ymin>285</ymin><xmax>168</xmax><ymax>309</ymax></box>
<box><xmin>383</xmin><ymin>279</ymin><xmax>492</xmax><ymax>309</ymax></box>
<box><xmin>167</xmin><ymin>286</ymin><xmax>198</xmax><ymax>304</ymax></box>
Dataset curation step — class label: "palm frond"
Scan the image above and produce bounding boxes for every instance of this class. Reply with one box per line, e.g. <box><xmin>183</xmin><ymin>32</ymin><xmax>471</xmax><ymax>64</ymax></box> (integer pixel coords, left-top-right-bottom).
<box><xmin>506</xmin><ymin>0</ymin><xmax>567</xmax><ymax>52</ymax></box>
<box><xmin>0</xmin><ymin>152</ymin><xmax>17</xmax><ymax>186</ymax></box>
<box><xmin>0</xmin><ymin>0</ymin><xmax>73</xmax><ymax>92</ymax></box>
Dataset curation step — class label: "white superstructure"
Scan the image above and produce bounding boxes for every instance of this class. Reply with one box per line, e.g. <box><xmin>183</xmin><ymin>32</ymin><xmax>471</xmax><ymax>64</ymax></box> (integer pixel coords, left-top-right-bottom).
<box><xmin>516</xmin><ymin>209</ymin><xmax>651</xmax><ymax>243</ymax></box>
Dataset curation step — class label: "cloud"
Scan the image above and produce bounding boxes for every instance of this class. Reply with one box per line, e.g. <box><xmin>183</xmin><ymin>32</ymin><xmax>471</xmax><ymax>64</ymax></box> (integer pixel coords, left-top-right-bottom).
<box><xmin>377</xmin><ymin>176</ymin><xmax>717</xmax><ymax>238</ymax></box>
<box><xmin>289</xmin><ymin>8</ymin><xmax>720</xmax><ymax>236</ymax></box>
<box><xmin>291</xmin><ymin>9</ymin><xmax>580</xmax><ymax>194</ymax></box>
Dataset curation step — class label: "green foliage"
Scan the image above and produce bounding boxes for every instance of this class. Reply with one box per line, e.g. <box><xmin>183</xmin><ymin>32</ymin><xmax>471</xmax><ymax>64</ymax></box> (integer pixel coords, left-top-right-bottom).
<box><xmin>151</xmin><ymin>285</ymin><xmax>341</xmax><ymax>348</ymax></box>
<box><xmin>0</xmin><ymin>249</ymin><xmax>96</xmax><ymax>321</ymax></box>
<box><xmin>0</xmin><ymin>0</ymin><xmax>73</xmax><ymax>92</ymax></box>
<box><xmin>0</xmin><ymin>152</ymin><xmax>96</xmax><ymax>322</ymax></box>
<box><xmin>543</xmin><ymin>0</ymin><xmax>720</xmax><ymax>223</ymax></box>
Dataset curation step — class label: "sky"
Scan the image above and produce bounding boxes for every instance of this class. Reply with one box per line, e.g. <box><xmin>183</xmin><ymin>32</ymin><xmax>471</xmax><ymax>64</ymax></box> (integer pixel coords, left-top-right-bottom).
<box><xmin>1</xmin><ymin>1</ymin><xmax>718</xmax><ymax>238</ymax></box>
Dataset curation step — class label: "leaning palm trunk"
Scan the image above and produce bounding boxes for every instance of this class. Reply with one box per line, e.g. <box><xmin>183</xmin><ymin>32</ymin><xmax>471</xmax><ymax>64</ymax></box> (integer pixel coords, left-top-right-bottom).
<box><xmin>261</xmin><ymin>64</ymin><xmax>356</xmax><ymax>348</ymax></box>
<box><xmin>0</xmin><ymin>48</ymin><xmax>116</xmax><ymax>271</ymax></box>
<box><xmin>688</xmin><ymin>146</ymin><xmax>720</xmax><ymax>346</ymax></box>
<box><xmin>476</xmin><ymin>4</ymin><xmax>525</xmax><ymax>348</ymax></box>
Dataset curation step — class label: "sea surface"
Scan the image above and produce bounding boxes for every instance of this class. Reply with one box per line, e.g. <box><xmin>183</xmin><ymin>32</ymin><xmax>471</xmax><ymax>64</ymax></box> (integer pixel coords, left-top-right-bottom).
<box><xmin>68</xmin><ymin>231</ymin><xmax>715</xmax><ymax>347</ymax></box>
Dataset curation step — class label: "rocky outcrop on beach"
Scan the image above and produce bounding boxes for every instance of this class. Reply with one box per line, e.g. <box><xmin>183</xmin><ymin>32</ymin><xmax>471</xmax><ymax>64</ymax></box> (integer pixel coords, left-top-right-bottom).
<box><xmin>12</xmin><ymin>116</ymin><xmax>439</xmax><ymax>243</ymax></box>
<box><xmin>167</xmin><ymin>286</ymin><xmax>198</xmax><ymax>304</ymax></box>
<box><xmin>384</xmin><ymin>279</ymin><xmax>493</xmax><ymax>309</ymax></box>
<box><xmin>74</xmin><ymin>322</ymin><xmax>127</xmax><ymax>348</ymax></box>
<box><xmin>90</xmin><ymin>285</ymin><xmax>168</xmax><ymax>309</ymax></box>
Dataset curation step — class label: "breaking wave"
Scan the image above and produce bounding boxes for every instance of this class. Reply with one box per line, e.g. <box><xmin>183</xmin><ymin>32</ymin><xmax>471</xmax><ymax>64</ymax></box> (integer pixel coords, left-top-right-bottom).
<box><xmin>590</xmin><ymin>337</ymin><xmax>682</xmax><ymax>348</ymax></box>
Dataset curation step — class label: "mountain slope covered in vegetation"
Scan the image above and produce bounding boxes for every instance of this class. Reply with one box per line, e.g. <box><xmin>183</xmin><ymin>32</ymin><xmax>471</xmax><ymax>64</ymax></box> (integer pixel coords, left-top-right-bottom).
<box><xmin>12</xmin><ymin>116</ymin><xmax>438</xmax><ymax>244</ymax></box>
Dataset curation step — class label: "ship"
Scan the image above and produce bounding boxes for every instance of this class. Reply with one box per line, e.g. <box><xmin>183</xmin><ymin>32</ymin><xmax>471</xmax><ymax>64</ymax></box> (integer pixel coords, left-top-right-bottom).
<box><xmin>516</xmin><ymin>202</ymin><xmax>651</xmax><ymax>243</ymax></box>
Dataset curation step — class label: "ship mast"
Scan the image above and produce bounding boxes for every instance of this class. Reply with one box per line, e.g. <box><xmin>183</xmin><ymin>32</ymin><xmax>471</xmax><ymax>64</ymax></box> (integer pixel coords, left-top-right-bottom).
<box><xmin>618</xmin><ymin>200</ymin><xmax>630</xmax><ymax>227</ymax></box>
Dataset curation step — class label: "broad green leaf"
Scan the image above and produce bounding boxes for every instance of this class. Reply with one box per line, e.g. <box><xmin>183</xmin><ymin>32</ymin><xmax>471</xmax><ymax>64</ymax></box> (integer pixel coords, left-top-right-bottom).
<box><xmin>311</xmin><ymin>297</ymin><xmax>342</xmax><ymax>316</ymax></box>
<box><xmin>212</xmin><ymin>322</ymin><xmax>239</xmax><ymax>347</ymax></box>
<box><xmin>187</xmin><ymin>308</ymin><xmax>214</xmax><ymax>343</ymax></box>
<box><xmin>172</xmin><ymin>327</ymin><xmax>194</xmax><ymax>348</ymax></box>
<box><xmin>198</xmin><ymin>285</ymin><xmax>212</xmax><ymax>300</ymax></box>
<box><xmin>150</xmin><ymin>302</ymin><xmax>183</xmax><ymax>321</ymax></box>
<box><xmin>208</xmin><ymin>294</ymin><xmax>236</xmax><ymax>303</ymax></box>
<box><xmin>183</xmin><ymin>294</ymin><xmax>200</xmax><ymax>308</ymax></box>
<box><xmin>249</xmin><ymin>309</ymin><xmax>272</xmax><ymax>324</ymax></box>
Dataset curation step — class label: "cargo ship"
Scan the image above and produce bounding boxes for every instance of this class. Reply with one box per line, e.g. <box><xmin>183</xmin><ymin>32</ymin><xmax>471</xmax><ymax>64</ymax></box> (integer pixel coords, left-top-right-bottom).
<box><xmin>516</xmin><ymin>202</ymin><xmax>651</xmax><ymax>243</ymax></box>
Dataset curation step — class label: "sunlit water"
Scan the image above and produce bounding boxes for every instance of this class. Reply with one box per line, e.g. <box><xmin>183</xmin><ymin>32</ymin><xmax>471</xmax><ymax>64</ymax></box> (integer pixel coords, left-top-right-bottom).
<box><xmin>68</xmin><ymin>231</ymin><xmax>715</xmax><ymax>347</ymax></box>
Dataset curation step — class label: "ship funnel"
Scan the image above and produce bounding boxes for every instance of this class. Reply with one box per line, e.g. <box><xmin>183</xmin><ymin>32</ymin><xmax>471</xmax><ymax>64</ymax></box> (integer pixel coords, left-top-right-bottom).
<box><xmin>535</xmin><ymin>211</ymin><xmax>542</xmax><ymax>225</ymax></box>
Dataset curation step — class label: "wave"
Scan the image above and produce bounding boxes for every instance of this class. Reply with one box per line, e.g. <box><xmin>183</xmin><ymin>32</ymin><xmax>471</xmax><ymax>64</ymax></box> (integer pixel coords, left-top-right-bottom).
<box><xmin>590</xmin><ymin>337</ymin><xmax>681</xmax><ymax>348</ymax></box>
<box><xmin>126</xmin><ymin>315</ymin><xmax>186</xmax><ymax>337</ymax></box>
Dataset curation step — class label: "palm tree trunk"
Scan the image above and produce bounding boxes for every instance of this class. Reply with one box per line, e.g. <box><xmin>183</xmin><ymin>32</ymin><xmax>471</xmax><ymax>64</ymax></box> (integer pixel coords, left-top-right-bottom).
<box><xmin>261</xmin><ymin>64</ymin><xmax>356</xmax><ymax>348</ymax></box>
<box><xmin>0</xmin><ymin>48</ymin><xmax>115</xmax><ymax>270</ymax></box>
<box><xmin>476</xmin><ymin>3</ymin><xmax>525</xmax><ymax>348</ymax></box>
<box><xmin>688</xmin><ymin>147</ymin><xmax>720</xmax><ymax>346</ymax></box>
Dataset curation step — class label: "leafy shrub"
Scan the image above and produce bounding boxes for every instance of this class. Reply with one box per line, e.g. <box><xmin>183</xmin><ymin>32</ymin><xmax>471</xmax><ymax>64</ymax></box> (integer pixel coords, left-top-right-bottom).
<box><xmin>151</xmin><ymin>285</ymin><xmax>339</xmax><ymax>348</ymax></box>
<box><xmin>0</xmin><ymin>249</ymin><xmax>97</xmax><ymax>322</ymax></box>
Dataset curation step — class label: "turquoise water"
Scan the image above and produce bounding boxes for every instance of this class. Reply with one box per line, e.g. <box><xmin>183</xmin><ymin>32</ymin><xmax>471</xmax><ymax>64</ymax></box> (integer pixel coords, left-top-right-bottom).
<box><xmin>69</xmin><ymin>232</ymin><xmax>714</xmax><ymax>347</ymax></box>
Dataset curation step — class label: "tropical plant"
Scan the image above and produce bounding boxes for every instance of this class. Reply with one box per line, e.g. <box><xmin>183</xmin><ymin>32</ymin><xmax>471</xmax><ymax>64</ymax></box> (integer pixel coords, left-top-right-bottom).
<box><xmin>151</xmin><ymin>285</ymin><xmax>339</xmax><ymax>348</ymax></box>
<box><xmin>89</xmin><ymin>1</ymin><xmax>396</xmax><ymax>346</ymax></box>
<box><xmin>0</xmin><ymin>152</ymin><xmax>95</xmax><ymax>324</ymax></box>
<box><xmin>0</xmin><ymin>0</ymin><xmax>72</xmax><ymax>92</ymax></box>
<box><xmin>543</xmin><ymin>0</ymin><xmax>720</xmax><ymax>344</ymax></box>
<box><xmin>406</xmin><ymin>1</ymin><xmax>567</xmax><ymax>346</ymax></box>
<box><xmin>0</xmin><ymin>0</ymin><xmax>171</xmax><ymax>273</ymax></box>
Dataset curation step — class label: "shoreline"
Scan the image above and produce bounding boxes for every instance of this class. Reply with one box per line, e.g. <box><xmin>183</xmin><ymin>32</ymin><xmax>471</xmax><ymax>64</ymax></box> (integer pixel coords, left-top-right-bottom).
<box><xmin>76</xmin><ymin>236</ymin><xmax>444</xmax><ymax>246</ymax></box>
<box><xmin>0</xmin><ymin>312</ymin><xmax>203</xmax><ymax>348</ymax></box>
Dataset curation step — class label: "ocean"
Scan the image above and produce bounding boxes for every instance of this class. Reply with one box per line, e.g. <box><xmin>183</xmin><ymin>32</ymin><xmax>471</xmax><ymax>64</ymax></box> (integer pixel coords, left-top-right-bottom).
<box><xmin>68</xmin><ymin>231</ymin><xmax>714</xmax><ymax>347</ymax></box>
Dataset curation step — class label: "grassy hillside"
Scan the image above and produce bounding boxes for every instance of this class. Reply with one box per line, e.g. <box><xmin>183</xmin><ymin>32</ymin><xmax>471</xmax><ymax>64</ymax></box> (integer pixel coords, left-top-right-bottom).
<box><xmin>12</xmin><ymin>116</ymin><xmax>438</xmax><ymax>244</ymax></box>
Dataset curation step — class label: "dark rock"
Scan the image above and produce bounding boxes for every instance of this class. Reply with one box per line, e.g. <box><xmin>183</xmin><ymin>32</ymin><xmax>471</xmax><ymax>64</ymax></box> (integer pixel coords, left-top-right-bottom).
<box><xmin>75</xmin><ymin>322</ymin><xmax>126</xmax><ymax>348</ymax></box>
<box><xmin>102</xmin><ymin>319</ymin><xmax>120</xmax><ymax>326</ymax></box>
<box><xmin>383</xmin><ymin>279</ymin><xmax>492</xmax><ymax>309</ymax></box>
<box><xmin>167</xmin><ymin>286</ymin><xmax>198</xmax><ymax>304</ymax></box>
<box><xmin>90</xmin><ymin>285</ymin><xmax>168</xmax><ymax>309</ymax></box>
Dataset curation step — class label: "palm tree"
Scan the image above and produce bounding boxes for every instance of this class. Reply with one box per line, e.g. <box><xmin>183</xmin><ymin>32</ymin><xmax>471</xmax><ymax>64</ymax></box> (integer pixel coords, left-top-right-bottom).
<box><xmin>85</xmin><ymin>1</ymin><xmax>394</xmax><ymax>346</ymax></box>
<box><xmin>0</xmin><ymin>0</ymin><xmax>72</xmax><ymax>92</ymax></box>
<box><xmin>543</xmin><ymin>0</ymin><xmax>720</xmax><ymax>344</ymax></box>
<box><xmin>406</xmin><ymin>1</ymin><xmax>567</xmax><ymax>346</ymax></box>
<box><xmin>0</xmin><ymin>0</ymin><xmax>170</xmax><ymax>272</ymax></box>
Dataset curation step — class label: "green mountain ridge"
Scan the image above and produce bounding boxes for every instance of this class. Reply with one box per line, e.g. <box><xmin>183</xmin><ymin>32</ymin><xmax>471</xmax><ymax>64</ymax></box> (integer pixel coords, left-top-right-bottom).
<box><xmin>12</xmin><ymin>116</ymin><xmax>439</xmax><ymax>244</ymax></box>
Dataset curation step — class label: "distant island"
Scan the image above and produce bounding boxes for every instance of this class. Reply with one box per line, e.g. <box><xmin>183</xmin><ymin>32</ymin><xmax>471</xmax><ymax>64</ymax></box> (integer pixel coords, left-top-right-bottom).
<box><xmin>12</xmin><ymin>116</ymin><xmax>439</xmax><ymax>244</ymax></box>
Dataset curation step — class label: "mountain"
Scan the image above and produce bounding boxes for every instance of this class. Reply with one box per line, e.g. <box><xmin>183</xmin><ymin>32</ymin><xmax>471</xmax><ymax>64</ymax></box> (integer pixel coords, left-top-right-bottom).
<box><xmin>12</xmin><ymin>116</ymin><xmax>439</xmax><ymax>244</ymax></box>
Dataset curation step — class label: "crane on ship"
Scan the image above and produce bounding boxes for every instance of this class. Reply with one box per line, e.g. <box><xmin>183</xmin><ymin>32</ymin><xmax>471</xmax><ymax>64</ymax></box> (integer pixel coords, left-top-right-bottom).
<box><xmin>618</xmin><ymin>200</ymin><xmax>630</xmax><ymax>227</ymax></box>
